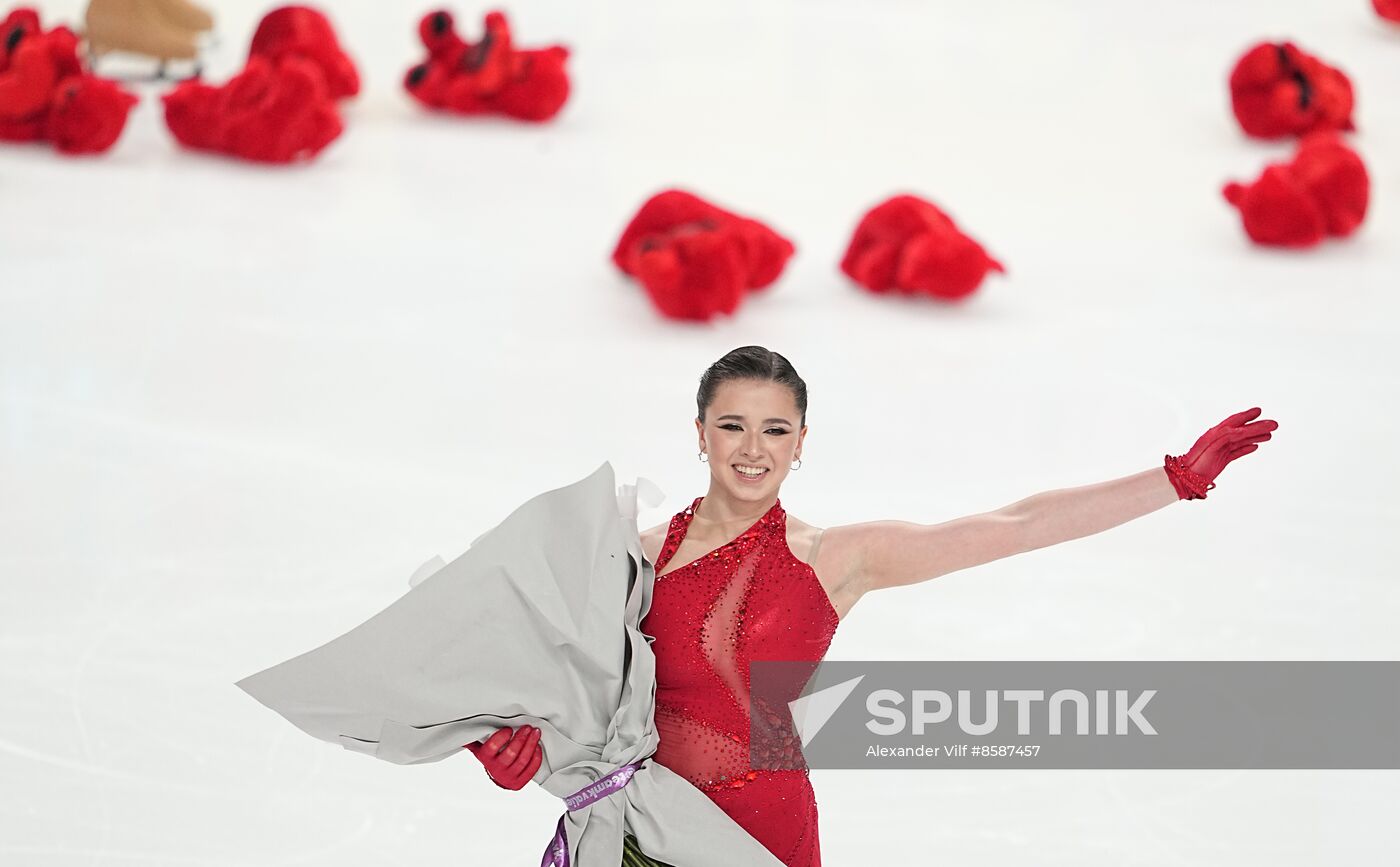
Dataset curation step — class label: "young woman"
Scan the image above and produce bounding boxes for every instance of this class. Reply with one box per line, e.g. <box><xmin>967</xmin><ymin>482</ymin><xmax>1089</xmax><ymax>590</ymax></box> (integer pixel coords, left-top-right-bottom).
<box><xmin>468</xmin><ymin>345</ymin><xmax>1278</xmax><ymax>867</ymax></box>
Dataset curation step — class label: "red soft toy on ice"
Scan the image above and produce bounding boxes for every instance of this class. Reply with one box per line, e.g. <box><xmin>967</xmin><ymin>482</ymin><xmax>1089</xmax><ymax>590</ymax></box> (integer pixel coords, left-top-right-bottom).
<box><xmin>163</xmin><ymin>5</ymin><xmax>350</xmax><ymax>163</ymax></box>
<box><xmin>404</xmin><ymin>9</ymin><xmax>569</xmax><ymax>122</ymax></box>
<box><xmin>840</xmin><ymin>194</ymin><xmax>1004</xmax><ymax>301</ymax></box>
<box><xmin>45</xmin><ymin>73</ymin><xmax>138</xmax><ymax>153</ymax></box>
<box><xmin>249</xmin><ymin>5</ymin><xmax>360</xmax><ymax>101</ymax></box>
<box><xmin>1228</xmin><ymin>42</ymin><xmax>1354</xmax><ymax>139</ymax></box>
<box><xmin>611</xmin><ymin>189</ymin><xmax>795</xmax><ymax>322</ymax></box>
<box><xmin>1</xmin><ymin>6</ymin><xmax>136</xmax><ymax>154</ymax></box>
<box><xmin>1222</xmin><ymin>133</ymin><xmax>1369</xmax><ymax>248</ymax></box>
<box><xmin>1374</xmin><ymin>1</ymin><xmax>1400</xmax><ymax>24</ymax></box>
<box><xmin>162</xmin><ymin>54</ymin><xmax>343</xmax><ymax>163</ymax></box>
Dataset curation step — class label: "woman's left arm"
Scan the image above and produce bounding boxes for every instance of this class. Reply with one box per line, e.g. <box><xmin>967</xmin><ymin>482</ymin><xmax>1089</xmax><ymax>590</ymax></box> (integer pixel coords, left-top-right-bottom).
<box><xmin>1009</xmin><ymin>466</ymin><xmax>1181</xmax><ymax>553</ymax></box>
<box><xmin>823</xmin><ymin>407</ymin><xmax>1277</xmax><ymax>598</ymax></box>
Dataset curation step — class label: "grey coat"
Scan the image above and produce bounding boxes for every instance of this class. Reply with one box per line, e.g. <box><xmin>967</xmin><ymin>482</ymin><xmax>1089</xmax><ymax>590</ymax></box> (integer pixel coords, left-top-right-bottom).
<box><xmin>236</xmin><ymin>461</ymin><xmax>786</xmax><ymax>866</ymax></box>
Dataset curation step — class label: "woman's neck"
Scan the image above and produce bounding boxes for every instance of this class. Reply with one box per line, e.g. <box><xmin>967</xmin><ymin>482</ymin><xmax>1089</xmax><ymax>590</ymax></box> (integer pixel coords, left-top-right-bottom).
<box><xmin>694</xmin><ymin>490</ymin><xmax>777</xmax><ymax>531</ymax></box>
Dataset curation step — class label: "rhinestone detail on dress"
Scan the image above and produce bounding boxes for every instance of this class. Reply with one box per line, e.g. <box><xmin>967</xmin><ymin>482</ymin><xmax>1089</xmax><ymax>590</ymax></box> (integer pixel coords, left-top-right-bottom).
<box><xmin>642</xmin><ymin>496</ymin><xmax>839</xmax><ymax>867</ymax></box>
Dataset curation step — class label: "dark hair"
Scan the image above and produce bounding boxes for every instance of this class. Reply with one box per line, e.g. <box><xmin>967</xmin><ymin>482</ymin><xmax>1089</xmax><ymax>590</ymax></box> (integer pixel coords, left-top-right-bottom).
<box><xmin>696</xmin><ymin>346</ymin><xmax>808</xmax><ymax>428</ymax></box>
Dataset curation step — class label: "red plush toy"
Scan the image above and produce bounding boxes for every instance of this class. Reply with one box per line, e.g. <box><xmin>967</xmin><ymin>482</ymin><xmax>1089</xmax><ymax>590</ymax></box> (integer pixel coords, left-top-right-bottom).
<box><xmin>611</xmin><ymin>189</ymin><xmax>795</xmax><ymax>322</ymax></box>
<box><xmin>249</xmin><ymin>5</ymin><xmax>359</xmax><ymax>101</ymax></box>
<box><xmin>1222</xmin><ymin>133</ymin><xmax>1369</xmax><ymax>248</ymax></box>
<box><xmin>1374</xmin><ymin>1</ymin><xmax>1400</xmax><ymax>23</ymax></box>
<box><xmin>404</xmin><ymin>9</ymin><xmax>570</xmax><ymax>122</ymax></box>
<box><xmin>1228</xmin><ymin>41</ymin><xmax>1355</xmax><ymax>139</ymax></box>
<box><xmin>162</xmin><ymin>54</ymin><xmax>343</xmax><ymax>163</ymax></box>
<box><xmin>840</xmin><ymin>194</ymin><xmax>1004</xmax><ymax>301</ymax></box>
<box><xmin>1</xmin><ymin>6</ymin><xmax>136</xmax><ymax>154</ymax></box>
<box><xmin>45</xmin><ymin>74</ymin><xmax>139</xmax><ymax>153</ymax></box>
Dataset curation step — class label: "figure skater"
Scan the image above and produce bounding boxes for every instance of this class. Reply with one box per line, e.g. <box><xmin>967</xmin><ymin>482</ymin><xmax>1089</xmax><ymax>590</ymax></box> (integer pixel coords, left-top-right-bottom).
<box><xmin>467</xmin><ymin>345</ymin><xmax>1278</xmax><ymax>866</ymax></box>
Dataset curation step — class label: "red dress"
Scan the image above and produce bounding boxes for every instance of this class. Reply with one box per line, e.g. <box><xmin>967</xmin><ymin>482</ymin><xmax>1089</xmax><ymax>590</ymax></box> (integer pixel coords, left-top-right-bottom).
<box><xmin>641</xmin><ymin>496</ymin><xmax>840</xmax><ymax>867</ymax></box>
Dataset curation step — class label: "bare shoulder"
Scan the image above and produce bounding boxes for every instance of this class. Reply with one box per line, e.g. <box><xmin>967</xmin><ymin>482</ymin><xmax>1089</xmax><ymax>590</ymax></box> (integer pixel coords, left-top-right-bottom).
<box><xmin>784</xmin><ymin>513</ymin><xmax>864</xmax><ymax>622</ymax></box>
<box><xmin>782</xmin><ymin>512</ymin><xmax>823</xmax><ymax>565</ymax></box>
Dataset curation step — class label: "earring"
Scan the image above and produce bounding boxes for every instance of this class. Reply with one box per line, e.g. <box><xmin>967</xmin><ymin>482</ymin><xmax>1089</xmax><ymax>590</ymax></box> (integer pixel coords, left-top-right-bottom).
<box><xmin>790</xmin><ymin>458</ymin><xmax>802</xmax><ymax>470</ymax></box>
<box><xmin>698</xmin><ymin>451</ymin><xmax>709</xmax><ymax>463</ymax></box>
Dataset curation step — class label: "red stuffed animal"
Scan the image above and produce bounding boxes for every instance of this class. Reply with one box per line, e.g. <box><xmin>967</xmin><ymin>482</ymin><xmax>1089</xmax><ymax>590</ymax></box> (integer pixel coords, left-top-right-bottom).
<box><xmin>163</xmin><ymin>54</ymin><xmax>343</xmax><ymax>163</ymax></box>
<box><xmin>163</xmin><ymin>5</ymin><xmax>350</xmax><ymax>163</ymax></box>
<box><xmin>249</xmin><ymin>5</ymin><xmax>360</xmax><ymax>101</ymax></box>
<box><xmin>1</xmin><ymin>6</ymin><xmax>136</xmax><ymax>154</ymax></box>
<box><xmin>1374</xmin><ymin>1</ymin><xmax>1400</xmax><ymax>23</ymax></box>
<box><xmin>45</xmin><ymin>73</ymin><xmax>138</xmax><ymax>153</ymax></box>
<box><xmin>1228</xmin><ymin>41</ymin><xmax>1354</xmax><ymax>139</ymax></box>
<box><xmin>840</xmin><ymin>194</ymin><xmax>1004</xmax><ymax>301</ymax></box>
<box><xmin>404</xmin><ymin>9</ymin><xmax>569</xmax><ymax>122</ymax></box>
<box><xmin>612</xmin><ymin>189</ymin><xmax>795</xmax><ymax>321</ymax></box>
<box><xmin>1222</xmin><ymin>132</ymin><xmax>1369</xmax><ymax>248</ymax></box>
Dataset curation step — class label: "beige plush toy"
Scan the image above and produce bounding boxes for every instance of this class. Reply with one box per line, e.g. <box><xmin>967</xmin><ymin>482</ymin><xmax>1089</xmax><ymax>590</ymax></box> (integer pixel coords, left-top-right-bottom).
<box><xmin>83</xmin><ymin>0</ymin><xmax>214</xmax><ymax>78</ymax></box>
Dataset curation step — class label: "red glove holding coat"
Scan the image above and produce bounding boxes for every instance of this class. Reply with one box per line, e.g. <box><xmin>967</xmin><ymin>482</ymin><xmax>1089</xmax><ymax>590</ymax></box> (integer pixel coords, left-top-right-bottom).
<box><xmin>465</xmin><ymin>724</ymin><xmax>542</xmax><ymax>790</ymax></box>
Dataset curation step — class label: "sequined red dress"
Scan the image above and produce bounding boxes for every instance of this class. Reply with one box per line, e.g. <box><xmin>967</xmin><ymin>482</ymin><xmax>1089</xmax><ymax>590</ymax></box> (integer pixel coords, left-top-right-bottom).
<box><xmin>640</xmin><ymin>496</ymin><xmax>840</xmax><ymax>867</ymax></box>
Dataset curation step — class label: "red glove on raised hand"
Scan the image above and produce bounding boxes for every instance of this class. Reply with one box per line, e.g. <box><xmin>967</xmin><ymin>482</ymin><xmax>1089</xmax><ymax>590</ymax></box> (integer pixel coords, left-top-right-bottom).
<box><xmin>1164</xmin><ymin>407</ymin><xmax>1278</xmax><ymax>500</ymax></box>
<box><xmin>464</xmin><ymin>725</ymin><xmax>542</xmax><ymax>790</ymax></box>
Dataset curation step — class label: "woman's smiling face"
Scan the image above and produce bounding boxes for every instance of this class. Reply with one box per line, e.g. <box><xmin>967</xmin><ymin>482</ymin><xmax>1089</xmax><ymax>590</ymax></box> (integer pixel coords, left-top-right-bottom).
<box><xmin>697</xmin><ymin>378</ymin><xmax>807</xmax><ymax>501</ymax></box>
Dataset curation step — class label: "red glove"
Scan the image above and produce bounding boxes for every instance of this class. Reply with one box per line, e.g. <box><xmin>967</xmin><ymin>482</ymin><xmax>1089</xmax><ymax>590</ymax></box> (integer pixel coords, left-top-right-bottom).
<box><xmin>464</xmin><ymin>725</ymin><xmax>542</xmax><ymax>790</ymax></box>
<box><xmin>1164</xmin><ymin>407</ymin><xmax>1277</xmax><ymax>500</ymax></box>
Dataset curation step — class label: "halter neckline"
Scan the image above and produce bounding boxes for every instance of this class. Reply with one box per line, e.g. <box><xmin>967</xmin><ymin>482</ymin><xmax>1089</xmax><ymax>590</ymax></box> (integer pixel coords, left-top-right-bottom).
<box><xmin>655</xmin><ymin>496</ymin><xmax>784</xmax><ymax>576</ymax></box>
<box><xmin>686</xmin><ymin>495</ymin><xmax>784</xmax><ymax>528</ymax></box>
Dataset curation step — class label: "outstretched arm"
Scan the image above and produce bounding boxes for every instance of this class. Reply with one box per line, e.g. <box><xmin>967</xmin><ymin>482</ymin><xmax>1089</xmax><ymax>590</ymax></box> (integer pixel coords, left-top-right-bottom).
<box><xmin>825</xmin><ymin>407</ymin><xmax>1277</xmax><ymax>598</ymax></box>
<box><xmin>1010</xmin><ymin>466</ymin><xmax>1180</xmax><ymax>554</ymax></box>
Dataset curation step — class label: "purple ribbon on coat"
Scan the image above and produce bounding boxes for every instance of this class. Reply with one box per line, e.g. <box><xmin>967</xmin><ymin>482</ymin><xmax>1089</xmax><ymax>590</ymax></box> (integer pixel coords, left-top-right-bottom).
<box><xmin>540</xmin><ymin>761</ymin><xmax>645</xmax><ymax>867</ymax></box>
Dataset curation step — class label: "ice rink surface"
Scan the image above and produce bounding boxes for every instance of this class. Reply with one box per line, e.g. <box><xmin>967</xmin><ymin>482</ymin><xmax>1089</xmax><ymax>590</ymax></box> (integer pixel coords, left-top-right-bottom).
<box><xmin>3</xmin><ymin>0</ymin><xmax>1398</xmax><ymax>863</ymax></box>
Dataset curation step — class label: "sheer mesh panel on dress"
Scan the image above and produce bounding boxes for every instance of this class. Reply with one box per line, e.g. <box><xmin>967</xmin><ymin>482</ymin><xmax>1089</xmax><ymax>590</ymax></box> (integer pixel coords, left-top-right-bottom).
<box><xmin>642</xmin><ymin>496</ymin><xmax>839</xmax><ymax>866</ymax></box>
<box><xmin>657</xmin><ymin>536</ymin><xmax>762</xmax><ymax>788</ymax></box>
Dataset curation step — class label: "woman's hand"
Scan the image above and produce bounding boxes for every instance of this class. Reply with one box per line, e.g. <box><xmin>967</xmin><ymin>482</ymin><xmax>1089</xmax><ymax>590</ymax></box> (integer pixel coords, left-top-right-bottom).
<box><xmin>464</xmin><ymin>725</ymin><xmax>542</xmax><ymax>790</ymax></box>
<box><xmin>1166</xmin><ymin>406</ymin><xmax>1278</xmax><ymax>499</ymax></box>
